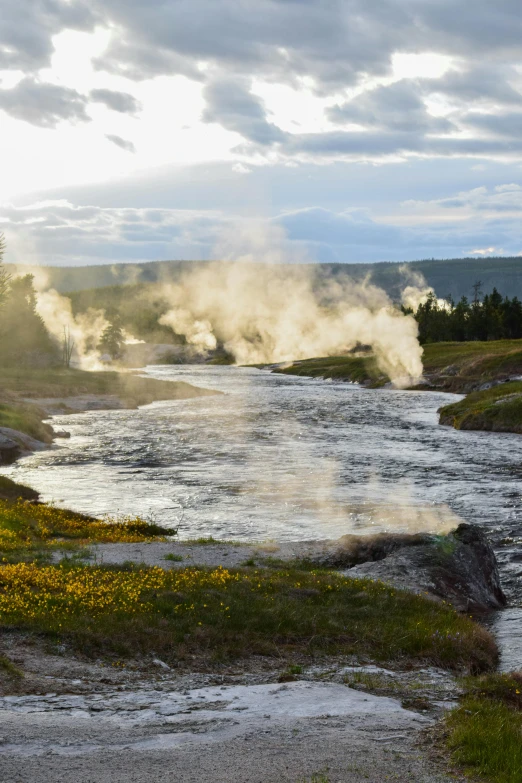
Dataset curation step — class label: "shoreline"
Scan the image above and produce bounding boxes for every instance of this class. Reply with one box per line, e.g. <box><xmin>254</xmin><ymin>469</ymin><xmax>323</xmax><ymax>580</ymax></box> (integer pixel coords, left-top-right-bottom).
<box><xmin>270</xmin><ymin>341</ymin><xmax>522</xmax><ymax>435</ymax></box>
<box><xmin>0</xmin><ymin>367</ymin><xmax>220</xmax><ymax>469</ymax></box>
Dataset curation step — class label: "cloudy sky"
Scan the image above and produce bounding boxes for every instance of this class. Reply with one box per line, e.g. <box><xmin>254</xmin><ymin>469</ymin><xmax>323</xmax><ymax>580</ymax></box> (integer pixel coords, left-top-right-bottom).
<box><xmin>1</xmin><ymin>0</ymin><xmax>522</xmax><ymax>267</ymax></box>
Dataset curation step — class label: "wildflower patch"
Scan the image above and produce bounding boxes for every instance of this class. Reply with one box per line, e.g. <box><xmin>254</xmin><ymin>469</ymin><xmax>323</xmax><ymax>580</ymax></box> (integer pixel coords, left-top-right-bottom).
<box><xmin>0</xmin><ymin>563</ymin><xmax>498</xmax><ymax>671</ymax></box>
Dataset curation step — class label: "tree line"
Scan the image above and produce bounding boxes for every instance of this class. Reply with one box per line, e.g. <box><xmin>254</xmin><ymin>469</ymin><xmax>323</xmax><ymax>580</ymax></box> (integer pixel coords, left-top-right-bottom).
<box><xmin>0</xmin><ymin>236</ymin><xmax>57</xmax><ymax>366</ymax></box>
<box><xmin>0</xmin><ymin>236</ymin><xmax>124</xmax><ymax>367</ymax></box>
<box><xmin>405</xmin><ymin>283</ymin><xmax>522</xmax><ymax>343</ymax></box>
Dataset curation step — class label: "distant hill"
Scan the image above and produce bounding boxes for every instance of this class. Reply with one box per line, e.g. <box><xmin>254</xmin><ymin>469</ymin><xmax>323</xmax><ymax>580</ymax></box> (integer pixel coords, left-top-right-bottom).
<box><xmin>7</xmin><ymin>256</ymin><xmax>522</xmax><ymax>301</ymax></box>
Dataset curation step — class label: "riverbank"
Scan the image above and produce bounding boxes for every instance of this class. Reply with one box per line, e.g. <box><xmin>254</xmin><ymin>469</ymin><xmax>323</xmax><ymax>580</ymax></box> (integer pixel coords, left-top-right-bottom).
<box><xmin>0</xmin><ymin>365</ymin><xmax>519</xmax><ymax>781</ymax></box>
<box><xmin>0</xmin><ymin>366</ymin><xmax>218</xmax><ymax>464</ymax></box>
<box><xmin>0</xmin><ymin>474</ymin><xmax>518</xmax><ymax>782</ymax></box>
<box><xmin>274</xmin><ymin>340</ymin><xmax>522</xmax><ymax>434</ymax></box>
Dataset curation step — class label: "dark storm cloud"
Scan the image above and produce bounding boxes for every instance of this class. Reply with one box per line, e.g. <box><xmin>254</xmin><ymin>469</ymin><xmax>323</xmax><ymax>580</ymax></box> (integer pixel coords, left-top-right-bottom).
<box><xmin>202</xmin><ymin>78</ymin><xmax>286</xmax><ymax>144</ymax></box>
<box><xmin>0</xmin><ymin>78</ymin><xmax>90</xmax><ymax>127</ymax></box>
<box><xmin>90</xmin><ymin>89</ymin><xmax>140</xmax><ymax>114</ymax></box>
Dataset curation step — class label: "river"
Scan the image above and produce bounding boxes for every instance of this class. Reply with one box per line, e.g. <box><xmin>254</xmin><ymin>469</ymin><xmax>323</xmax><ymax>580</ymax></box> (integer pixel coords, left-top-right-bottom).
<box><xmin>4</xmin><ymin>364</ymin><xmax>522</xmax><ymax>664</ymax></box>
<box><xmin>3</xmin><ymin>365</ymin><xmax>522</xmax><ymax>546</ymax></box>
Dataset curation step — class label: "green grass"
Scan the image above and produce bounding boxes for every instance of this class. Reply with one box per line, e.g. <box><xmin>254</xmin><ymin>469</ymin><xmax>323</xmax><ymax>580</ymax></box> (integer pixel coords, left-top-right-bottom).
<box><xmin>185</xmin><ymin>536</ymin><xmax>244</xmax><ymax>546</ymax></box>
<box><xmin>0</xmin><ymin>561</ymin><xmax>498</xmax><ymax>670</ymax></box>
<box><xmin>0</xmin><ymin>402</ymin><xmax>54</xmax><ymax>442</ymax></box>
<box><xmin>439</xmin><ymin>381</ymin><xmax>522</xmax><ymax>433</ymax></box>
<box><xmin>0</xmin><ymin>366</ymin><xmax>217</xmax><ymax>407</ymax></box>
<box><xmin>421</xmin><ymin>340</ymin><xmax>522</xmax><ymax>392</ymax></box>
<box><xmin>0</xmin><ymin>497</ymin><xmax>172</xmax><ymax>562</ymax></box>
<box><xmin>274</xmin><ymin>355</ymin><xmax>385</xmax><ymax>386</ymax></box>
<box><xmin>0</xmin><ymin>655</ymin><xmax>23</xmax><ymax>679</ymax></box>
<box><xmin>445</xmin><ymin>673</ymin><xmax>522</xmax><ymax>783</ymax></box>
<box><xmin>164</xmin><ymin>553</ymin><xmax>183</xmax><ymax>562</ymax></box>
<box><xmin>0</xmin><ymin>476</ymin><xmax>39</xmax><ymax>502</ymax></box>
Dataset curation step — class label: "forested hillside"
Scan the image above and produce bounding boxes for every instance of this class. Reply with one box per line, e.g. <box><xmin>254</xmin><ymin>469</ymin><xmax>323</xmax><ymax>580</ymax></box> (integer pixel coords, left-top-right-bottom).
<box><xmin>7</xmin><ymin>256</ymin><xmax>522</xmax><ymax>301</ymax></box>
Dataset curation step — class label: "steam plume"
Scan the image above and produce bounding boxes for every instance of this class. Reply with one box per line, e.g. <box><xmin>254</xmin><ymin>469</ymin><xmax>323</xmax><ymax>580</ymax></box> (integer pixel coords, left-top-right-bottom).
<box><xmin>159</xmin><ymin>255</ymin><xmax>424</xmax><ymax>386</ymax></box>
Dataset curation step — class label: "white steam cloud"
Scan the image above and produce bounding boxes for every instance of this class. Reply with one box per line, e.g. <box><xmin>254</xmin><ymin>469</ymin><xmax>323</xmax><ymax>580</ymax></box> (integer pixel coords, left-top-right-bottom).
<box><xmin>399</xmin><ymin>265</ymin><xmax>450</xmax><ymax>312</ymax></box>
<box><xmin>158</xmin><ymin>226</ymin><xmax>424</xmax><ymax>386</ymax></box>
<box><xmin>36</xmin><ymin>287</ymin><xmax>110</xmax><ymax>370</ymax></box>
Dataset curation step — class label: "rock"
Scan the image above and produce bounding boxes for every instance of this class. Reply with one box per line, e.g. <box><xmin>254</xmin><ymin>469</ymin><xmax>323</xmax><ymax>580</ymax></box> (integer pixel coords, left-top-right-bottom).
<box><xmin>320</xmin><ymin>525</ymin><xmax>506</xmax><ymax>613</ymax></box>
<box><xmin>0</xmin><ymin>427</ymin><xmax>48</xmax><ymax>465</ymax></box>
<box><xmin>0</xmin><ymin>433</ymin><xmax>21</xmax><ymax>465</ymax></box>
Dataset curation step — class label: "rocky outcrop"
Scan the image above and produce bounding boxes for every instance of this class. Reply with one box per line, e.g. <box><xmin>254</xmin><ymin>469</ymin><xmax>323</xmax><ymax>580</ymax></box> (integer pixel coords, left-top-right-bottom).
<box><xmin>315</xmin><ymin>524</ymin><xmax>506</xmax><ymax>613</ymax></box>
<box><xmin>0</xmin><ymin>427</ymin><xmax>48</xmax><ymax>465</ymax></box>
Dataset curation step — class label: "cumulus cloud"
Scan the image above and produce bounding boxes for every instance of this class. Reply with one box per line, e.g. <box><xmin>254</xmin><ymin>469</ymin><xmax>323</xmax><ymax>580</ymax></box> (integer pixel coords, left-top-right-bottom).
<box><xmin>86</xmin><ymin>1</ymin><xmax>522</xmax><ymax>92</ymax></box>
<box><xmin>203</xmin><ymin>77</ymin><xmax>286</xmax><ymax>145</ymax></box>
<box><xmin>1</xmin><ymin>0</ymin><xmax>522</xmax><ymax>166</ymax></box>
<box><xmin>0</xmin><ymin>0</ymin><xmax>96</xmax><ymax>72</ymax></box>
<box><xmin>328</xmin><ymin>81</ymin><xmax>454</xmax><ymax>134</ymax></box>
<box><xmin>0</xmin><ymin>78</ymin><xmax>89</xmax><ymax>127</ymax></box>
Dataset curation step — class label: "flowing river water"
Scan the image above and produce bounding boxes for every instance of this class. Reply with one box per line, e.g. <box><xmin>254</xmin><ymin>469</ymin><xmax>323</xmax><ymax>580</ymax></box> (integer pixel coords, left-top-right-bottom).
<box><xmin>2</xmin><ymin>365</ymin><xmax>522</xmax><ymax>666</ymax></box>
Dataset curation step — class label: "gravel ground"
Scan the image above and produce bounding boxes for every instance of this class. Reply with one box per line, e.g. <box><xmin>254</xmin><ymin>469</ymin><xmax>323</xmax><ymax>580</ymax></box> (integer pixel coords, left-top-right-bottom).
<box><xmin>51</xmin><ymin>540</ymin><xmax>331</xmax><ymax>569</ymax></box>
<box><xmin>0</xmin><ymin>679</ymin><xmax>462</xmax><ymax>783</ymax></box>
<box><xmin>0</xmin><ymin>630</ymin><xmax>464</xmax><ymax>783</ymax></box>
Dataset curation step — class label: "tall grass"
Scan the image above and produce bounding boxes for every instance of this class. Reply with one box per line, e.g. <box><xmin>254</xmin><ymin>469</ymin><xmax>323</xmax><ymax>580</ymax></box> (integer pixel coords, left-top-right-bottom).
<box><xmin>445</xmin><ymin>674</ymin><xmax>522</xmax><ymax>783</ymax></box>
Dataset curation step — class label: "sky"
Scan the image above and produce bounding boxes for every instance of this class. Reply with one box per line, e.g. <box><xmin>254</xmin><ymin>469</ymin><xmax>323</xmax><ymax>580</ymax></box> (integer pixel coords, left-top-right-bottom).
<box><xmin>1</xmin><ymin>0</ymin><xmax>522</xmax><ymax>267</ymax></box>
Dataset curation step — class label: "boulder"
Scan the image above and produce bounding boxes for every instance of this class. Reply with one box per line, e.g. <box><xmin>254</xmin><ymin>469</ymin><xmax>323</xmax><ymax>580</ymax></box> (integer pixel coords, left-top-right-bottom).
<box><xmin>0</xmin><ymin>427</ymin><xmax>48</xmax><ymax>465</ymax></box>
<box><xmin>0</xmin><ymin>433</ymin><xmax>21</xmax><ymax>465</ymax></box>
<box><xmin>317</xmin><ymin>524</ymin><xmax>506</xmax><ymax>613</ymax></box>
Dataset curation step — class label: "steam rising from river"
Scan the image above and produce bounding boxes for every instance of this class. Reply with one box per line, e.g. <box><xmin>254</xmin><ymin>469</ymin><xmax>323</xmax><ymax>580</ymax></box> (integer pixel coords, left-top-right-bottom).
<box><xmin>159</xmin><ymin>261</ymin><xmax>424</xmax><ymax>387</ymax></box>
<box><xmin>21</xmin><ymin>224</ymin><xmax>434</xmax><ymax>384</ymax></box>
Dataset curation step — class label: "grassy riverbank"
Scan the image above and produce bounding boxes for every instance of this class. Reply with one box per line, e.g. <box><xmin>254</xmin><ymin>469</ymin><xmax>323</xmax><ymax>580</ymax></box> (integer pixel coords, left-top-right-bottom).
<box><xmin>0</xmin><ymin>367</ymin><xmax>217</xmax><ymax>456</ymax></box>
<box><xmin>0</xmin><ymin>485</ymin><xmax>511</xmax><ymax>782</ymax></box>
<box><xmin>0</xmin><ymin>402</ymin><xmax>54</xmax><ymax>442</ymax></box>
<box><xmin>0</xmin><ymin>481</ymin><xmax>497</xmax><ymax>672</ymax></box>
<box><xmin>439</xmin><ymin>380</ymin><xmax>522</xmax><ymax>433</ymax></box>
<box><xmin>274</xmin><ymin>340</ymin><xmax>522</xmax><ymax>434</ymax></box>
<box><xmin>0</xmin><ymin>366</ymin><xmax>216</xmax><ymax>408</ymax></box>
<box><xmin>276</xmin><ymin>340</ymin><xmax>522</xmax><ymax>392</ymax></box>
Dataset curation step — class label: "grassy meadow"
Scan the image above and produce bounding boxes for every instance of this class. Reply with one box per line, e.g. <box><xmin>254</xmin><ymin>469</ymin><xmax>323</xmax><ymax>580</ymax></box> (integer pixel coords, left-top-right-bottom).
<box><xmin>0</xmin><ymin>556</ymin><xmax>497</xmax><ymax>670</ymax></box>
